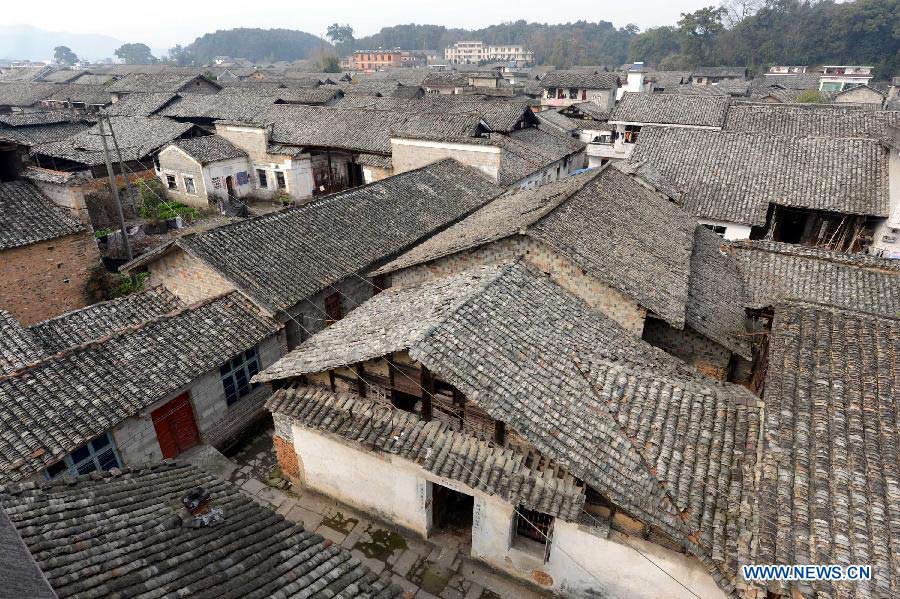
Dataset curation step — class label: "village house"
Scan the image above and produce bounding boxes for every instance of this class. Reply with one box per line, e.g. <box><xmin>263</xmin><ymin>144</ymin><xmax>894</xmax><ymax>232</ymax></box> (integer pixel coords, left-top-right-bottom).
<box><xmin>832</xmin><ymin>83</ymin><xmax>885</xmax><ymax>106</ymax></box>
<box><xmin>352</xmin><ymin>49</ymin><xmax>403</xmax><ymax>71</ymax></box>
<box><xmin>254</xmin><ymin>260</ymin><xmax>762</xmax><ymax>599</ymax></box>
<box><xmin>105</xmin><ymin>72</ymin><xmax>221</xmax><ymax>103</ymax></box>
<box><xmin>539</xmin><ymin>70</ymin><xmax>619</xmax><ymax>110</ymax></box>
<box><xmin>120</xmin><ymin>159</ymin><xmax>502</xmax><ymax>349</ymax></box>
<box><xmin>0</xmin><ymin>287</ymin><xmax>285</xmax><ymax>483</ymax></box>
<box><xmin>373</xmin><ymin>163</ymin><xmax>751</xmax><ymax>379</ymax></box>
<box><xmin>422</xmin><ymin>71</ymin><xmax>471</xmax><ymax>94</ymax></box>
<box><xmin>39</xmin><ymin>82</ymin><xmax>112</xmax><ymax>112</ymax></box>
<box><xmin>0</xmin><ymin>462</ymin><xmax>401</xmax><ymax>598</ymax></box>
<box><xmin>818</xmin><ymin>65</ymin><xmax>874</xmax><ymax>91</ymax></box>
<box><xmin>0</xmin><ymin>112</ymin><xmax>91</xmax><ymax>180</ymax></box>
<box><xmin>0</xmin><ymin>81</ymin><xmax>60</xmax><ymax>113</ymax></box>
<box><xmin>0</xmin><ymin>180</ymin><xmax>101</xmax><ymax>324</ymax></box>
<box><xmin>557</xmin><ymin>101</ymin><xmax>614</xmax><ymax>167</ymax></box>
<box><xmin>689</xmin><ymin>66</ymin><xmax>747</xmax><ymax>85</ymax></box>
<box><xmin>631</xmin><ymin>110</ymin><xmax>893</xmax><ymax>247</ymax></box>
<box><xmin>604</xmin><ymin>92</ymin><xmax>730</xmax><ymax>162</ymax></box>
<box><xmin>155</xmin><ymin>134</ymin><xmax>253</xmax><ymax>210</ymax></box>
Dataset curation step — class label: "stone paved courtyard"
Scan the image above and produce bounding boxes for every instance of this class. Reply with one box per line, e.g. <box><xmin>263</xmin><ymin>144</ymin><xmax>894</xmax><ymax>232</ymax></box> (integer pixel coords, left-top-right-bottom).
<box><xmin>213</xmin><ymin>427</ymin><xmax>549</xmax><ymax>599</ymax></box>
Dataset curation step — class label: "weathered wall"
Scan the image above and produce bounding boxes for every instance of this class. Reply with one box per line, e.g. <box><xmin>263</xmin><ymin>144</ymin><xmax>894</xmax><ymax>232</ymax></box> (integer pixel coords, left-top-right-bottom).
<box><xmin>29</xmin><ymin>179</ymin><xmax>91</xmax><ymax>225</ymax></box>
<box><xmin>512</xmin><ymin>151</ymin><xmax>586</xmax><ymax>190</ymax></box>
<box><xmin>286</xmin><ymin>275</ymin><xmax>375</xmax><ymax>348</ymax></box>
<box><xmin>362</xmin><ymin>165</ymin><xmax>393</xmax><ymax>184</ymax></box>
<box><xmin>392</xmin><ymin>235</ymin><xmax>647</xmax><ymax>336</ymax></box>
<box><xmin>290</xmin><ymin>423</ymin><xmax>430</xmax><ymax>536</ymax></box>
<box><xmin>145</xmin><ymin>248</ymin><xmax>237</xmax><ymax>306</ymax></box>
<box><xmin>391</xmin><ymin>137</ymin><xmax>501</xmax><ymax>182</ymax></box>
<box><xmin>0</xmin><ymin>233</ymin><xmax>101</xmax><ymax>325</ymax></box>
<box><xmin>157</xmin><ymin>146</ymin><xmax>210</xmax><ymax>210</ymax></box>
<box><xmin>642</xmin><ymin>318</ymin><xmax>732</xmax><ymax>379</ymax></box>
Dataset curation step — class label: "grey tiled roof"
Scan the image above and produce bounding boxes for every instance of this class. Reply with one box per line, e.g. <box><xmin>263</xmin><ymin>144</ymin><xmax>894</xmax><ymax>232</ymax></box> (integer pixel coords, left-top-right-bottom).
<box><xmin>0</xmin><ymin>121</ymin><xmax>90</xmax><ymax>147</ymax></box>
<box><xmin>132</xmin><ymin>160</ymin><xmax>502</xmax><ymax>313</ymax></box>
<box><xmin>536</xmin><ymin>109</ymin><xmax>580</xmax><ymax>132</ymax></box>
<box><xmin>155</xmin><ymin>92</ymin><xmax>279</xmax><ymax>121</ymax></box>
<box><xmin>753</xmin><ymin>301</ymin><xmax>899</xmax><ymax>598</ymax></box>
<box><xmin>567</xmin><ymin>101</ymin><xmax>610</xmax><ymax>120</ymax></box>
<box><xmin>0</xmin><ymin>82</ymin><xmax>58</xmax><ymax>107</ymax></box>
<box><xmin>27</xmin><ymin>286</ymin><xmax>184</xmax><ymax>354</ymax></box>
<box><xmin>102</xmin><ymin>91</ymin><xmax>179</xmax><ymax>116</ymax></box>
<box><xmin>610</xmin><ymin>92</ymin><xmax>729</xmax><ymax>127</ymax></box>
<box><xmin>106</xmin><ymin>73</ymin><xmax>216</xmax><ymax>94</ymax></box>
<box><xmin>0</xmin><ymin>462</ymin><xmax>401</xmax><ymax>598</ymax></box>
<box><xmin>759</xmin><ymin>73</ymin><xmax>822</xmax><ymax>89</ymax></box>
<box><xmin>378</xmin><ymin>165</ymin><xmax>700</xmax><ymax>329</ymax></box>
<box><xmin>539</xmin><ymin>70</ymin><xmax>619</xmax><ymax>90</ymax></box>
<box><xmin>685</xmin><ymin>226</ymin><xmax>752</xmax><ymax>359</ymax></box>
<box><xmin>0</xmin><ymin>181</ymin><xmax>86</xmax><ymax>251</ymax></box>
<box><xmin>493</xmin><ymin>126</ymin><xmax>586</xmax><ymax>186</ymax></box>
<box><xmin>31</xmin><ymin>116</ymin><xmax>195</xmax><ymax>166</ymax></box>
<box><xmin>631</xmin><ymin>127</ymin><xmax>889</xmax><ymax>225</ymax></box>
<box><xmin>660</xmin><ymin>82</ymin><xmax>750</xmax><ymax>97</ymax></box>
<box><xmin>43</xmin><ymin>83</ymin><xmax>111</xmax><ymax>106</ymax></box>
<box><xmin>218</xmin><ymin>85</ymin><xmax>340</xmax><ymax>105</ymax></box>
<box><xmin>0</xmin><ymin>311</ymin><xmax>44</xmax><ymax>375</ymax></box>
<box><xmin>170</xmin><ymin>134</ymin><xmax>248</xmax><ymax>164</ymax></box>
<box><xmin>268</xmin><ymin>384</ymin><xmax>586</xmax><ymax>520</ymax></box>
<box><xmin>0</xmin><ymin>508</ymin><xmax>56</xmax><ymax>599</ymax></box>
<box><xmin>0</xmin><ymin>292</ymin><xmax>280</xmax><ymax>482</ymax></box>
<box><xmin>0</xmin><ymin>112</ymin><xmax>76</xmax><ymax>127</ymax></box>
<box><xmin>727</xmin><ymin>240</ymin><xmax>900</xmax><ymax>317</ymax></box>
<box><xmin>723</xmin><ymin>102</ymin><xmax>900</xmax><ymax>138</ymax></box>
<box><xmin>262</xmin><ymin>260</ymin><xmax>759</xmax><ymax>593</ymax></box>
<box><xmin>692</xmin><ymin>66</ymin><xmax>746</xmax><ymax>79</ymax></box>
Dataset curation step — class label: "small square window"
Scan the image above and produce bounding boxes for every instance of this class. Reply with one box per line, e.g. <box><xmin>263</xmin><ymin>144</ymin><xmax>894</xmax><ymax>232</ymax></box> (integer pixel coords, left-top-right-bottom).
<box><xmin>184</xmin><ymin>176</ymin><xmax>196</xmax><ymax>194</ymax></box>
<box><xmin>166</xmin><ymin>174</ymin><xmax>177</xmax><ymax>190</ymax></box>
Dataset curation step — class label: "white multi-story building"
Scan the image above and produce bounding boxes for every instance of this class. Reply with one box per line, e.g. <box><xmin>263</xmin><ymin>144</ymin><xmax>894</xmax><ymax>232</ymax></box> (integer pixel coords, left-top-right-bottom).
<box><xmin>819</xmin><ymin>65</ymin><xmax>874</xmax><ymax>92</ymax></box>
<box><xmin>444</xmin><ymin>41</ymin><xmax>533</xmax><ymax>65</ymax></box>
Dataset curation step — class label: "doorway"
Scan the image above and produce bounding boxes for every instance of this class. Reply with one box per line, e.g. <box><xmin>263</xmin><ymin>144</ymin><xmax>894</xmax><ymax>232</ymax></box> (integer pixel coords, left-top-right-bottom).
<box><xmin>225</xmin><ymin>175</ymin><xmax>235</xmax><ymax>199</ymax></box>
<box><xmin>431</xmin><ymin>483</ymin><xmax>474</xmax><ymax>534</ymax></box>
<box><xmin>152</xmin><ymin>392</ymin><xmax>201</xmax><ymax>458</ymax></box>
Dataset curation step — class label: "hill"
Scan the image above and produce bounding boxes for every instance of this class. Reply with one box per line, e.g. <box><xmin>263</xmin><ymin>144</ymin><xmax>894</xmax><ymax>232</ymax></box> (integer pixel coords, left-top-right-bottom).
<box><xmin>184</xmin><ymin>28</ymin><xmax>330</xmax><ymax>64</ymax></box>
<box><xmin>0</xmin><ymin>25</ymin><xmax>126</xmax><ymax>62</ymax></box>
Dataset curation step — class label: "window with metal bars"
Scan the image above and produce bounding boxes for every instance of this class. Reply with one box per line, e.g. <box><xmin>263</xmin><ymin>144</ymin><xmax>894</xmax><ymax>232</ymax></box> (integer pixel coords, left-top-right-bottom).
<box><xmin>44</xmin><ymin>432</ymin><xmax>122</xmax><ymax>479</ymax></box>
<box><xmin>513</xmin><ymin>505</ymin><xmax>554</xmax><ymax>558</ymax></box>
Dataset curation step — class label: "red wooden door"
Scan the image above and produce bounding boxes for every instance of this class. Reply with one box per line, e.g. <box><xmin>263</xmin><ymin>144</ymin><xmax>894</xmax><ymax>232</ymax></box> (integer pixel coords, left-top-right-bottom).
<box><xmin>151</xmin><ymin>392</ymin><xmax>200</xmax><ymax>459</ymax></box>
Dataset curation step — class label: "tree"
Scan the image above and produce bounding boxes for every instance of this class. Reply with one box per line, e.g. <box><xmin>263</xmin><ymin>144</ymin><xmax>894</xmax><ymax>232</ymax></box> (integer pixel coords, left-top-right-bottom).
<box><xmin>114</xmin><ymin>43</ymin><xmax>156</xmax><ymax>64</ymax></box>
<box><xmin>316</xmin><ymin>53</ymin><xmax>341</xmax><ymax>73</ymax></box>
<box><xmin>53</xmin><ymin>46</ymin><xmax>78</xmax><ymax>66</ymax></box>
<box><xmin>167</xmin><ymin>44</ymin><xmax>192</xmax><ymax>66</ymax></box>
<box><xmin>678</xmin><ymin>6</ymin><xmax>727</xmax><ymax>65</ymax></box>
<box><xmin>326</xmin><ymin>23</ymin><xmax>355</xmax><ymax>55</ymax></box>
<box><xmin>796</xmin><ymin>89</ymin><xmax>825</xmax><ymax>103</ymax></box>
<box><xmin>629</xmin><ymin>26</ymin><xmax>682</xmax><ymax>65</ymax></box>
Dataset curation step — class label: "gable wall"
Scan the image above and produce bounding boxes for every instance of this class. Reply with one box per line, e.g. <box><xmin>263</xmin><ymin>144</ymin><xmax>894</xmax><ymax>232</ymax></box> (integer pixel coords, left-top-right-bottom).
<box><xmin>390</xmin><ymin>235</ymin><xmax>647</xmax><ymax>335</ymax></box>
<box><xmin>0</xmin><ymin>233</ymin><xmax>101</xmax><ymax>325</ymax></box>
<box><xmin>145</xmin><ymin>248</ymin><xmax>237</xmax><ymax>306</ymax></box>
<box><xmin>391</xmin><ymin>137</ymin><xmax>501</xmax><ymax>183</ymax></box>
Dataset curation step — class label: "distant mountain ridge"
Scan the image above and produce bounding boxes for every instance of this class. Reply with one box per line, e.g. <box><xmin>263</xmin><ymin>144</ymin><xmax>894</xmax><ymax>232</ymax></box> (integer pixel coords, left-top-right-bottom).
<box><xmin>0</xmin><ymin>25</ymin><xmax>129</xmax><ymax>61</ymax></box>
<box><xmin>183</xmin><ymin>28</ymin><xmax>330</xmax><ymax>64</ymax></box>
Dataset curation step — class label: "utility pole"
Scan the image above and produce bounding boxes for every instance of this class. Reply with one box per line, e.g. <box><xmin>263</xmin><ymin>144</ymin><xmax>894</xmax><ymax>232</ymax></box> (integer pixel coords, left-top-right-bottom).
<box><xmin>95</xmin><ymin>115</ymin><xmax>133</xmax><ymax>263</ymax></box>
<box><xmin>104</xmin><ymin>114</ymin><xmax>138</xmax><ymax>215</ymax></box>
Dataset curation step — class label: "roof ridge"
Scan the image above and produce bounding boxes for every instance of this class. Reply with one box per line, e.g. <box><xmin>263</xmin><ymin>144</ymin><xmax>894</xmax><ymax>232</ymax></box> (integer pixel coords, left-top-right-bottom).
<box><xmin>0</xmin><ymin>460</ymin><xmax>191</xmax><ymax>495</ymax></box>
<box><xmin>26</xmin><ymin>285</ymin><xmax>180</xmax><ymax>329</ymax></box>
<box><xmin>0</xmin><ymin>290</ymin><xmax>252</xmax><ymax>382</ymax></box>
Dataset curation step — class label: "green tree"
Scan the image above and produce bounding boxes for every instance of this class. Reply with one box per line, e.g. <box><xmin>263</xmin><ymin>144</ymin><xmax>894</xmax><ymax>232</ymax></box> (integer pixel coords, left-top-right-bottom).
<box><xmin>317</xmin><ymin>54</ymin><xmax>341</xmax><ymax>72</ymax></box>
<box><xmin>167</xmin><ymin>44</ymin><xmax>192</xmax><ymax>66</ymax></box>
<box><xmin>53</xmin><ymin>45</ymin><xmax>78</xmax><ymax>65</ymax></box>
<box><xmin>114</xmin><ymin>43</ymin><xmax>156</xmax><ymax>64</ymax></box>
<box><xmin>326</xmin><ymin>23</ymin><xmax>355</xmax><ymax>55</ymax></box>
<box><xmin>796</xmin><ymin>89</ymin><xmax>825</xmax><ymax>103</ymax></box>
<box><xmin>628</xmin><ymin>26</ymin><xmax>682</xmax><ymax>65</ymax></box>
<box><xmin>677</xmin><ymin>6</ymin><xmax>727</xmax><ymax>65</ymax></box>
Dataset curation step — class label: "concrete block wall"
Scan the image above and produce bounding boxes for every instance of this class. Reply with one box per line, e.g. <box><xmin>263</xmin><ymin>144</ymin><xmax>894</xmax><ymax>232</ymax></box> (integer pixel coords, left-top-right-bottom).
<box><xmin>391</xmin><ymin>137</ymin><xmax>501</xmax><ymax>182</ymax></box>
<box><xmin>157</xmin><ymin>147</ymin><xmax>210</xmax><ymax>210</ymax></box>
<box><xmin>392</xmin><ymin>235</ymin><xmax>647</xmax><ymax>336</ymax></box>
<box><xmin>0</xmin><ymin>233</ymin><xmax>101</xmax><ymax>325</ymax></box>
<box><xmin>146</xmin><ymin>248</ymin><xmax>236</xmax><ymax>306</ymax></box>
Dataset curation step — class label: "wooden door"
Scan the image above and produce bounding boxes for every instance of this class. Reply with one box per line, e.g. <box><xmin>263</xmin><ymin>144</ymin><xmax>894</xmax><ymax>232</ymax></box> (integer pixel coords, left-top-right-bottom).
<box><xmin>151</xmin><ymin>392</ymin><xmax>200</xmax><ymax>459</ymax></box>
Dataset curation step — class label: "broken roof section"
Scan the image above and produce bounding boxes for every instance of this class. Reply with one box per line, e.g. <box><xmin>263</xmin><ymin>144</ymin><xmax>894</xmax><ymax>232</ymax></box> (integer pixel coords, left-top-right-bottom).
<box><xmin>258</xmin><ymin>260</ymin><xmax>761</xmax><ymax>597</ymax></box>
<box><xmin>631</xmin><ymin>126</ymin><xmax>889</xmax><ymax>225</ymax></box>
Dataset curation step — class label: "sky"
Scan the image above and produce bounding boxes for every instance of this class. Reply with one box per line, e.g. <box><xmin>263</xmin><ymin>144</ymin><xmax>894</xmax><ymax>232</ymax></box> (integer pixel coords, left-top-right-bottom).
<box><xmin>7</xmin><ymin>0</ymin><xmax>716</xmax><ymax>50</ymax></box>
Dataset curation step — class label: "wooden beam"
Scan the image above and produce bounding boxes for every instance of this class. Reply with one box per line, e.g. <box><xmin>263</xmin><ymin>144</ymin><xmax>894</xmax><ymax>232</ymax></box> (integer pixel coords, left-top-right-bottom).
<box><xmin>355</xmin><ymin>363</ymin><xmax>367</xmax><ymax>397</ymax></box>
<box><xmin>420</xmin><ymin>365</ymin><xmax>434</xmax><ymax>421</ymax></box>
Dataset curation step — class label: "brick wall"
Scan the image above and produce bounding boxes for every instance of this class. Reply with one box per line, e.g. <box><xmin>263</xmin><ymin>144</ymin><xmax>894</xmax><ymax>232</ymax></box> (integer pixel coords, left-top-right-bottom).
<box><xmin>146</xmin><ymin>247</ymin><xmax>236</xmax><ymax>305</ymax></box>
<box><xmin>286</xmin><ymin>275</ymin><xmax>375</xmax><ymax>349</ymax></box>
<box><xmin>392</xmin><ymin>235</ymin><xmax>647</xmax><ymax>335</ymax></box>
<box><xmin>273</xmin><ymin>434</ymin><xmax>300</xmax><ymax>479</ymax></box>
<box><xmin>0</xmin><ymin>233</ymin><xmax>101</xmax><ymax>325</ymax></box>
<box><xmin>641</xmin><ymin>318</ymin><xmax>732</xmax><ymax>379</ymax></box>
<box><xmin>157</xmin><ymin>147</ymin><xmax>210</xmax><ymax>210</ymax></box>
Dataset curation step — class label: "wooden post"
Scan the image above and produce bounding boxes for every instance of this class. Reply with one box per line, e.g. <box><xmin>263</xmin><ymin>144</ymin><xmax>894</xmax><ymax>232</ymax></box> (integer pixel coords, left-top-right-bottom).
<box><xmin>420</xmin><ymin>365</ymin><xmax>434</xmax><ymax>421</ymax></box>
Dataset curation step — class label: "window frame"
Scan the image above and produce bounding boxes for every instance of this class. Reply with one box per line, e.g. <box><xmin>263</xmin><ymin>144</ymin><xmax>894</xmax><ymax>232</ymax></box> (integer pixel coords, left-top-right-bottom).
<box><xmin>45</xmin><ymin>432</ymin><xmax>122</xmax><ymax>479</ymax></box>
<box><xmin>165</xmin><ymin>173</ymin><xmax>177</xmax><ymax>190</ymax></box>
<box><xmin>512</xmin><ymin>504</ymin><xmax>554</xmax><ymax>562</ymax></box>
<box><xmin>219</xmin><ymin>346</ymin><xmax>262</xmax><ymax>407</ymax></box>
<box><xmin>257</xmin><ymin>168</ymin><xmax>268</xmax><ymax>188</ymax></box>
<box><xmin>183</xmin><ymin>175</ymin><xmax>196</xmax><ymax>194</ymax></box>
<box><xmin>275</xmin><ymin>170</ymin><xmax>286</xmax><ymax>190</ymax></box>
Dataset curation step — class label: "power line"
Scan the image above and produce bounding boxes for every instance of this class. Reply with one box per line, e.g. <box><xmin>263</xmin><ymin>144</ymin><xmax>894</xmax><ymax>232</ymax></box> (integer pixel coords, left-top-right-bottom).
<box><xmin>120</xmin><ymin>157</ymin><xmax>707</xmax><ymax>597</ymax></box>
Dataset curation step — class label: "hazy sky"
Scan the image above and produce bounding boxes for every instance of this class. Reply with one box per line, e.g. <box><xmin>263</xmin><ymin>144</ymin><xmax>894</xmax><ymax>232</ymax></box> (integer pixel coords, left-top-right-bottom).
<box><xmin>9</xmin><ymin>0</ymin><xmax>715</xmax><ymax>49</ymax></box>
